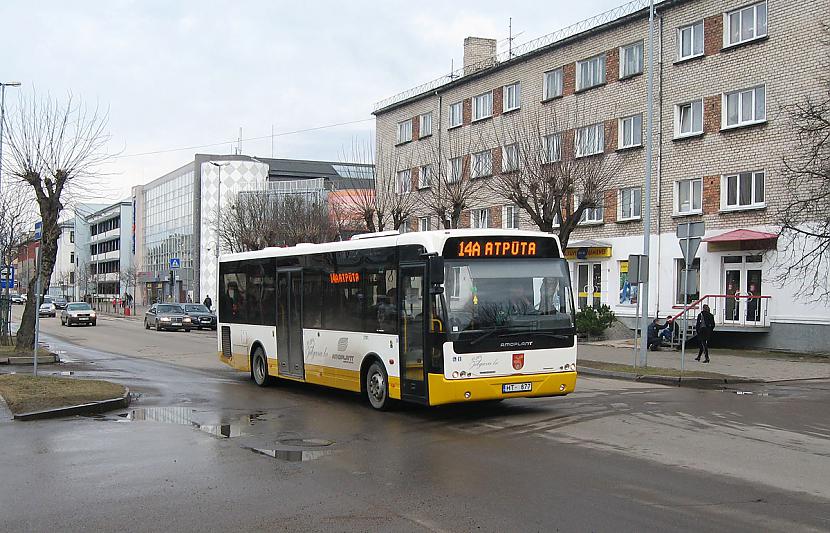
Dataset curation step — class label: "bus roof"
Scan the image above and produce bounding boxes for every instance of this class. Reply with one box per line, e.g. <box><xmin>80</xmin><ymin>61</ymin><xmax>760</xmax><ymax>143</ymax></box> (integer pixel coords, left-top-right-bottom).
<box><xmin>219</xmin><ymin>229</ymin><xmax>562</xmax><ymax>262</ymax></box>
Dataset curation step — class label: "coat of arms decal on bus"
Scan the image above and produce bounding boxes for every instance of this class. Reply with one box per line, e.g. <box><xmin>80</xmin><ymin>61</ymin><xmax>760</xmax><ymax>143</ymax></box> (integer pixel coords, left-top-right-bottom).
<box><xmin>512</xmin><ymin>353</ymin><xmax>525</xmax><ymax>370</ymax></box>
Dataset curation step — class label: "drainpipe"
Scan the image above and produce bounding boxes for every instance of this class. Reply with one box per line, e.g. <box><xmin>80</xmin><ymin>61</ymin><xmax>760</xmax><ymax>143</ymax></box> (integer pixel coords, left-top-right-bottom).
<box><xmin>435</xmin><ymin>90</ymin><xmax>443</xmax><ymax>227</ymax></box>
<box><xmin>654</xmin><ymin>12</ymin><xmax>664</xmax><ymax>316</ymax></box>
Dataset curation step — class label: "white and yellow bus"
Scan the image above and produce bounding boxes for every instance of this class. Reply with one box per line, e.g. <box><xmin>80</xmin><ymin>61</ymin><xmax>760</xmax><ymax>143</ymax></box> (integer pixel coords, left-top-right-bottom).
<box><xmin>217</xmin><ymin>229</ymin><xmax>577</xmax><ymax>409</ymax></box>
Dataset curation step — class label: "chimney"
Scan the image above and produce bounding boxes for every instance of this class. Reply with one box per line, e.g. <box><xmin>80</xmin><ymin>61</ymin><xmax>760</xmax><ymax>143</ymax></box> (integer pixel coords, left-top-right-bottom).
<box><xmin>463</xmin><ymin>36</ymin><xmax>497</xmax><ymax>75</ymax></box>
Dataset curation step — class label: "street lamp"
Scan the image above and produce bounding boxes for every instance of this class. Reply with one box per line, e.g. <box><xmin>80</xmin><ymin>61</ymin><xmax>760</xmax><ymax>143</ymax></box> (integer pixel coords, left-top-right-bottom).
<box><xmin>208</xmin><ymin>161</ymin><xmax>231</xmax><ymax>259</ymax></box>
<box><xmin>0</xmin><ymin>82</ymin><xmax>21</xmax><ymax>308</ymax></box>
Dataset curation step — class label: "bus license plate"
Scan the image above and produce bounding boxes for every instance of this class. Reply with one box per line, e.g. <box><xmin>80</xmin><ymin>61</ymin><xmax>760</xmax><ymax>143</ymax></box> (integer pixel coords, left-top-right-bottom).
<box><xmin>503</xmin><ymin>382</ymin><xmax>531</xmax><ymax>393</ymax></box>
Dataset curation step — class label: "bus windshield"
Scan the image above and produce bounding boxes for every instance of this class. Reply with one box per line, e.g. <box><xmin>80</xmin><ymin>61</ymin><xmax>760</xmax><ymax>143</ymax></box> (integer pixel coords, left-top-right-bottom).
<box><xmin>443</xmin><ymin>258</ymin><xmax>574</xmax><ymax>338</ymax></box>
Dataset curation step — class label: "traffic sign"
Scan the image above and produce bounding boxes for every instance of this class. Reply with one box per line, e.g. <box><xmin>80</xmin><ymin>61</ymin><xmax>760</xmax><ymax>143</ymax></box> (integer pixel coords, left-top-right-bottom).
<box><xmin>34</xmin><ymin>221</ymin><xmax>42</xmax><ymax>241</ymax></box>
<box><xmin>680</xmin><ymin>237</ymin><xmax>701</xmax><ymax>264</ymax></box>
<box><xmin>169</xmin><ymin>258</ymin><xmax>181</xmax><ymax>269</ymax></box>
<box><xmin>627</xmin><ymin>254</ymin><xmax>649</xmax><ymax>284</ymax></box>
<box><xmin>676</xmin><ymin>221</ymin><xmax>705</xmax><ymax>239</ymax></box>
<box><xmin>0</xmin><ymin>266</ymin><xmax>14</xmax><ymax>289</ymax></box>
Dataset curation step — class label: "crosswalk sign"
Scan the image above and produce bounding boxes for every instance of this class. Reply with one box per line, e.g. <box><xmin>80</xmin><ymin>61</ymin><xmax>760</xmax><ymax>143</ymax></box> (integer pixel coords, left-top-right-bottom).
<box><xmin>169</xmin><ymin>258</ymin><xmax>181</xmax><ymax>269</ymax></box>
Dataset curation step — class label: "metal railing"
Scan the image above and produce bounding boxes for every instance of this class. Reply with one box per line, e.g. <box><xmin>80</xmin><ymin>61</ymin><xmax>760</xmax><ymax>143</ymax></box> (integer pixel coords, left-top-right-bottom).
<box><xmin>670</xmin><ymin>294</ymin><xmax>772</xmax><ymax>337</ymax></box>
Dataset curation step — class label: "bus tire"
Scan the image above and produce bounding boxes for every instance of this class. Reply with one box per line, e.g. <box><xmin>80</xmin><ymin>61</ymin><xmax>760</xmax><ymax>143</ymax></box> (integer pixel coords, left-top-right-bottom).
<box><xmin>365</xmin><ymin>361</ymin><xmax>393</xmax><ymax>411</ymax></box>
<box><xmin>251</xmin><ymin>347</ymin><xmax>270</xmax><ymax>387</ymax></box>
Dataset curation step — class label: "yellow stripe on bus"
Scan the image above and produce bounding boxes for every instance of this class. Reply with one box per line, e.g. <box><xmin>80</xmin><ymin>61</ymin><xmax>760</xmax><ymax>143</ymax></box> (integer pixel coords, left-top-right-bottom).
<box><xmin>427</xmin><ymin>371</ymin><xmax>577</xmax><ymax>406</ymax></box>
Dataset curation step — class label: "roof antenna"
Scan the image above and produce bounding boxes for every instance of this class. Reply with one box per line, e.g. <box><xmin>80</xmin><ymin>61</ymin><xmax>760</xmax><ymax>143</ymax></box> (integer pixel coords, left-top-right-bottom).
<box><xmin>509</xmin><ymin>17</ymin><xmax>514</xmax><ymax>59</ymax></box>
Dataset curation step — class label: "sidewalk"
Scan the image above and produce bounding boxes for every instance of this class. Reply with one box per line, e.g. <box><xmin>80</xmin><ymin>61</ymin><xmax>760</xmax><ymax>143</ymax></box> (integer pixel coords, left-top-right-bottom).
<box><xmin>578</xmin><ymin>341</ymin><xmax>830</xmax><ymax>382</ymax></box>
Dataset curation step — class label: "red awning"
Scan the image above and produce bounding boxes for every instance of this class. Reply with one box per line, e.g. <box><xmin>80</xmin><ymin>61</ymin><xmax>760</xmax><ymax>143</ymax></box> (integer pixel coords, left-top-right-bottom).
<box><xmin>702</xmin><ymin>229</ymin><xmax>778</xmax><ymax>242</ymax></box>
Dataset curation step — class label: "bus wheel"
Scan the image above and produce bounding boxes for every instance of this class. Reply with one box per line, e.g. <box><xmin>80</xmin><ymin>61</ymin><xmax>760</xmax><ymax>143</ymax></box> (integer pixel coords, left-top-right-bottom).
<box><xmin>251</xmin><ymin>347</ymin><xmax>270</xmax><ymax>387</ymax></box>
<box><xmin>365</xmin><ymin>361</ymin><xmax>392</xmax><ymax>410</ymax></box>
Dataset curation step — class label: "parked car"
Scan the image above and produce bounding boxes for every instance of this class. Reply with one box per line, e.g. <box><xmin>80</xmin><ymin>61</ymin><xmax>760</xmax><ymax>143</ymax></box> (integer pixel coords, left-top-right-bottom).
<box><xmin>53</xmin><ymin>297</ymin><xmax>69</xmax><ymax>310</ymax></box>
<box><xmin>183</xmin><ymin>304</ymin><xmax>217</xmax><ymax>330</ymax></box>
<box><xmin>10</xmin><ymin>293</ymin><xmax>25</xmax><ymax>305</ymax></box>
<box><xmin>144</xmin><ymin>303</ymin><xmax>192</xmax><ymax>332</ymax></box>
<box><xmin>38</xmin><ymin>302</ymin><xmax>57</xmax><ymax>318</ymax></box>
<box><xmin>60</xmin><ymin>302</ymin><xmax>97</xmax><ymax>326</ymax></box>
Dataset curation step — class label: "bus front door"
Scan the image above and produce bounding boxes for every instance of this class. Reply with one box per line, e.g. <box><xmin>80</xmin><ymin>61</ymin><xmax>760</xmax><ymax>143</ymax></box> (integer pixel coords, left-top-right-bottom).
<box><xmin>399</xmin><ymin>265</ymin><xmax>427</xmax><ymax>401</ymax></box>
<box><xmin>277</xmin><ymin>270</ymin><xmax>304</xmax><ymax>379</ymax></box>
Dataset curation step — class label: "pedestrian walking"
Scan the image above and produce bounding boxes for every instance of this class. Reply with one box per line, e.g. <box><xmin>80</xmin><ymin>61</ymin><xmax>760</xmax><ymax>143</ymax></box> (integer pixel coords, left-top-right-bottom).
<box><xmin>112</xmin><ymin>297</ymin><xmax>117</xmax><ymax>313</ymax></box>
<box><xmin>203</xmin><ymin>294</ymin><xmax>212</xmax><ymax>312</ymax></box>
<box><xmin>695</xmin><ymin>304</ymin><xmax>716</xmax><ymax>363</ymax></box>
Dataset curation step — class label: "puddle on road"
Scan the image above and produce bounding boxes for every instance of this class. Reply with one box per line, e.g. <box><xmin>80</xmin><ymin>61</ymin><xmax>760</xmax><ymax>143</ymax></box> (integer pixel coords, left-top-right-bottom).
<box><xmin>248</xmin><ymin>447</ymin><xmax>333</xmax><ymax>462</ymax></box>
<box><xmin>121</xmin><ymin>407</ymin><xmax>262</xmax><ymax>438</ymax></box>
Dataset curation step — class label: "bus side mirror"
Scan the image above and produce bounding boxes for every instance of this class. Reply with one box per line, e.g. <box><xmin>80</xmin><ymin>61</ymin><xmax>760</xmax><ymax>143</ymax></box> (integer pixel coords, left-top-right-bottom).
<box><xmin>428</xmin><ymin>256</ymin><xmax>444</xmax><ymax>286</ymax></box>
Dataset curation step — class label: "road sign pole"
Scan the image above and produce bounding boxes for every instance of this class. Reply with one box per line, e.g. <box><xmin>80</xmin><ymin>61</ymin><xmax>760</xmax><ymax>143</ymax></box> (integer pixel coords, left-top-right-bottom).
<box><xmin>32</xmin><ymin>245</ymin><xmax>42</xmax><ymax>377</ymax></box>
<box><xmin>680</xmin><ymin>239</ymin><xmax>690</xmax><ymax>377</ymax></box>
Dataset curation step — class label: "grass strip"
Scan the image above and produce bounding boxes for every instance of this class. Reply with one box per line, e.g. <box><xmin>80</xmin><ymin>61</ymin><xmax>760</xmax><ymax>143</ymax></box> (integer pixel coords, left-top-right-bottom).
<box><xmin>0</xmin><ymin>345</ymin><xmax>54</xmax><ymax>357</ymax></box>
<box><xmin>0</xmin><ymin>374</ymin><xmax>125</xmax><ymax>414</ymax></box>
<box><xmin>578</xmin><ymin>359</ymin><xmax>735</xmax><ymax>379</ymax></box>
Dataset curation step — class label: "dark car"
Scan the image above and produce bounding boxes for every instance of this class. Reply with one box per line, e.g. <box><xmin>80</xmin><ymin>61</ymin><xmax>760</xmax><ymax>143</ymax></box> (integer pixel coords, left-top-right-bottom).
<box><xmin>183</xmin><ymin>304</ymin><xmax>217</xmax><ymax>330</ymax></box>
<box><xmin>60</xmin><ymin>302</ymin><xmax>97</xmax><ymax>326</ymax></box>
<box><xmin>53</xmin><ymin>296</ymin><xmax>69</xmax><ymax>310</ymax></box>
<box><xmin>144</xmin><ymin>303</ymin><xmax>192</xmax><ymax>332</ymax></box>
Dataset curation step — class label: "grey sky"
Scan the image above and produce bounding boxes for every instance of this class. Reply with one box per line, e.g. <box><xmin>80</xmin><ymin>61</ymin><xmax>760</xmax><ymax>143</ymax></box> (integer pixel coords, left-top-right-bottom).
<box><xmin>1</xmin><ymin>0</ymin><xmax>627</xmax><ymax>202</ymax></box>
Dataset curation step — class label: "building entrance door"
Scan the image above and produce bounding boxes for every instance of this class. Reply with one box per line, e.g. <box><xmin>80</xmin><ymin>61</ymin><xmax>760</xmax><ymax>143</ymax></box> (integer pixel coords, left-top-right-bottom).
<box><xmin>575</xmin><ymin>263</ymin><xmax>602</xmax><ymax>310</ymax></box>
<box><xmin>723</xmin><ymin>255</ymin><xmax>763</xmax><ymax>324</ymax></box>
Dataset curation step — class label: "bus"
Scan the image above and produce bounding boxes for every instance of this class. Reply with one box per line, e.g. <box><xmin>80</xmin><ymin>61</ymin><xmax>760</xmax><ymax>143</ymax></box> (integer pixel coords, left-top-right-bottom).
<box><xmin>217</xmin><ymin>229</ymin><xmax>577</xmax><ymax>409</ymax></box>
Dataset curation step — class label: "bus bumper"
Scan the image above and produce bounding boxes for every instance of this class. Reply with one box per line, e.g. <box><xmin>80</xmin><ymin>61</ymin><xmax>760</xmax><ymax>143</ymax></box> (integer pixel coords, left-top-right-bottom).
<box><xmin>427</xmin><ymin>371</ymin><xmax>577</xmax><ymax>406</ymax></box>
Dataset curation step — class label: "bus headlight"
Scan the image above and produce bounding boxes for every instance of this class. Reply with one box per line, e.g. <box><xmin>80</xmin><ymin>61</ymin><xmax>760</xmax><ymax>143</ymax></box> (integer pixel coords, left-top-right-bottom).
<box><xmin>560</xmin><ymin>384</ymin><xmax>566</xmax><ymax>391</ymax></box>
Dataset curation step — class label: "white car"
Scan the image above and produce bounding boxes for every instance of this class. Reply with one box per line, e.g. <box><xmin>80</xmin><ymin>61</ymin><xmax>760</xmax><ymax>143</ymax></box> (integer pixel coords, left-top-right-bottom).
<box><xmin>38</xmin><ymin>302</ymin><xmax>56</xmax><ymax>318</ymax></box>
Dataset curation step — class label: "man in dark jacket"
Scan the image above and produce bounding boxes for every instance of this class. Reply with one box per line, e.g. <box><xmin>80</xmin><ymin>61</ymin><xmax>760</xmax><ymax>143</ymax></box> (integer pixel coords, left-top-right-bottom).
<box><xmin>203</xmin><ymin>295</ymin><xmax>213</xmax><ymax>312</ymax></box>
<box><xmin>646</xmin><ymin>318</ymin><xmax>662</xmax><ymax>351</ymax></box>
<box><xmin>695</xmin><ymin>304</ymin><xmax>716</xmax><ymax>363</ymax></box>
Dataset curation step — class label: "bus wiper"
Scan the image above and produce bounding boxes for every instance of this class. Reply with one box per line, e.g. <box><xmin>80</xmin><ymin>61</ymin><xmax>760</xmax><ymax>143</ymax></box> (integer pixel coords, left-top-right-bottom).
<box><xmin>498</xmin><ymin>331</ymin><xmax>573</xmax><ymax>340</ymax></box>
<box><xmin>469</xmin><ymin>328</ymin><xmax>504</xmax><ymax>346</ymax></box>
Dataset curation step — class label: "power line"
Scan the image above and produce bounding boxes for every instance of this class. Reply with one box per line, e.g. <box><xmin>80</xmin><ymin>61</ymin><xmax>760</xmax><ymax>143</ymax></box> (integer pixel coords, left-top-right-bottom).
<box><xmin>114</xmin><ymin>117</ymin><xmax>374</xmax><ymax>159</ymax></box>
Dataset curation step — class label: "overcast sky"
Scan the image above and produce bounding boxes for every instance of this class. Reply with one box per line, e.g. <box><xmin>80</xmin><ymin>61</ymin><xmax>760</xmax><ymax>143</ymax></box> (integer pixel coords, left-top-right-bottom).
<box><xmin>1</xmin><ymin>0</ymin><xmax>626</xmax><ymax>203</ymax></box>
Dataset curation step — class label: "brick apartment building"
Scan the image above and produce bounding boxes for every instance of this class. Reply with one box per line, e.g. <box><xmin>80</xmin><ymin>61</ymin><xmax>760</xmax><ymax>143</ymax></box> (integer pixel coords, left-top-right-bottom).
<box><xmin>373</xmin><ymin>0</ymin><xmax>830</xmax><ymax>351</ymax></box>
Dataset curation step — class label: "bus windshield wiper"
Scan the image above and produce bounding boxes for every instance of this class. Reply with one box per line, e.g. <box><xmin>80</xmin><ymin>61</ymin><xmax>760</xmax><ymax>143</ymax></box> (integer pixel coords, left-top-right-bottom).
<box><xmin>468</xmin><ymin>328</ymin><xmax>504</xmax><ymax>346</ymax></box>
<box><xmin>496</xmin><ymin>331</ymin><xmax>573</xmax><ymax>340</ymax></box>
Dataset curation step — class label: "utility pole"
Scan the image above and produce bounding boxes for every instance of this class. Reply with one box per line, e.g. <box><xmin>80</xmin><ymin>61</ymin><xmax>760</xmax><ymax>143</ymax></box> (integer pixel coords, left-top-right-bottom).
<box><xmin>637</xmin><ymin>0</ymin><xmax>656</xmax><ymax>368</ymax></box>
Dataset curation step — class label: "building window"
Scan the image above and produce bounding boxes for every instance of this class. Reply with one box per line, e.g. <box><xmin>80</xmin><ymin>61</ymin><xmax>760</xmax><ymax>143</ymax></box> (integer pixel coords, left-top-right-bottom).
<box><xmin>449</xmin><ymin>101</ymin><xmax>463</xmax><ymax>128</ymax></box>
<box><xmin>502</xmin><ymin>144</ymin><xmax>519</xmax><ymax>172</ymax></box>
<box><xmin>619</xmin><ymin>114</ymin><xmax>643</xmax><ymax>148</ymax></box>
<box><xmin>543</xmin><ymin>133</ymin><xmax>561</xmax><ymax>163</ymax></box>
<box><xmin>69</xmin><ymin>231</ymin><xmax>75</xmax><ymax>243</ymax></box>
<box><xmin>448</xmin><ymin>157</ymin><xmax>462</xmax><ymax>183</ymax></box>
<box><xmin>471</xmin><ymin>150</ymin><xmax>492</xmax><ymax>178</ymax></box>
<box><xmin>502</xmin><ymin>205</ymin><xmax>520</xmax><ymax>229</ymax></box>
<box><xmin>724</xmin><ymin>85</ymin><xmax>765</xmax><ymax>128</ymax></box>
<box><xmin>396</xmin><ymin>169</ymin><xmax>411</xmax><ymax>194</ymax></box>
<box><xmin>675</xmin><ymin>178</ymin><xmax>703</xmax><ymax>215</ymax></box>
<box><xmin>397</xmin><ymin>119</ymin><xmax>412</xmax><ymax>144</ymax></box>
<box><xmin>619</xmin><ymin>187</ymin><xmax>642</xmax><ymax>220</ymax></box>
<box><xmin>543</xmin><ymin>68</ymin><xmax>563</xmax><ymax>100</ymax></box>
<box><xmin>675</xmin><ymin>258</ymin><xmax>701</xmax><ymax>304</ymax></box>
<box><xmin>620</xmin><ymin>41</ymin><xmax>643</xmax><ymax>78</ymax></box>
<box><xmin>70</xmin><ymin>252</ymin><xmax>75</xmax><ymax>264</ymax></box>
<box><xmin>576</xmin><ymin>54</ymin><xmax>606</xmax><ymax>91</ymax></box>
<box><xmin>577</xmin><ymin>195</ymin><xmax>604</xmax><ymax>224</ymax></box>
<box><xmin>472</xmin><ymin>91</ymin><xmax>493</xmax><ymax>121</ymax></box>
<box><xmin>503</xmin><ymin>82</ymin><xmax>521</xmax><ymax>112</ymax></box>
<box><xmin>418</xmin><ymin>164</ymin><xmax>432</xmax><ymax>189</ymax></box>
<box><xmin>678</xmin><ymin>21</ymin><xmax>704</xmax><ymax>60</ymax></box>
<box><xmin>418</xmin><ymin>216</ymin><xmax>431</xmax><ymax>232</ymax></box>
<box><xmin>722</xmin><ymin>170</ymin><xmax>765</xmax><ymax>210</ymax></box>
<box><xmin>674</xmin><ymin>99</ymin><xmax>703</xmax><ymax>138</ymax></box>
<box><xmin>419</xmin><ymin>113</ymin><xmax>432</xmax><ymax>137</ymax></box>
<box><xmin>725</xmin><ymin>1</ymin><xmax>767</xmax><ymax>47</ymax></box>
<box><xmin>471</xmin><ymin>208</ymin><xmax>489</xmax><ymax>229</ymax></box>
<box><xmin>575</xmin><ymin>124</ymin><xmax>604</xmax><ymax>157</ymax></box>
<box><xmin>398</xmin><ymin>219</ymin><xmax>410</xmax><ymax>233</ymax></box>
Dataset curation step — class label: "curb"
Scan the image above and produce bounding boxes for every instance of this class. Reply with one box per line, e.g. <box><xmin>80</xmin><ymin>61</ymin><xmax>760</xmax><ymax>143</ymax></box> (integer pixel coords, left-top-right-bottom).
<box><xmin>578</xmin><ymin>366</ymin><xmax>763</xmax><ymax>388</ymax></box>
<box><xmin>3</xmin><ymin>354</ymin><xmax>60</xmax><ymax>365</ymax></box>
<box><xmin>13</xmin><ymin>387</ymin><xmax>131</xmax><ymax>421</ymax></box>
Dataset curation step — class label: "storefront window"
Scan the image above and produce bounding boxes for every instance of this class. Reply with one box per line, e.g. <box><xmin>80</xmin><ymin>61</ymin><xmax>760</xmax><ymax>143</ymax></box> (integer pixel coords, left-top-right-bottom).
<box><xmin>619</xmin><ymin>260</ymin><xmax>638</xmax><ymax>305</ymax></box>
<box><xmin>675</xmin><ymin>258</ymin><xmax>700</xmax><ymax>304</ymax></box>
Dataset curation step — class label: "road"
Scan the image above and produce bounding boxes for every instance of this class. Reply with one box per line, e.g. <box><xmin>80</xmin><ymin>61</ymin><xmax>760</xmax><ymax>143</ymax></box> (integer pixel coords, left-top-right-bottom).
<box><xmin>1</xmin><ymin>310</ymin><xmax>829</xmax><ymax>531</ymax></box>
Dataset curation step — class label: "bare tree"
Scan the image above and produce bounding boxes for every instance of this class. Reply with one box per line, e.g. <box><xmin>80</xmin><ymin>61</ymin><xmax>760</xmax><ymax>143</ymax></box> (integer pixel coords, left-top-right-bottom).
<box><xmin>0</xmin><ymin>184</ymin><xmax>37</xmax><ymax>343</ymax></box>
<box><xmin>489</xmin><ymin>103</ymin><xmax>619</xmax><ymax>248</ymax></box>
<box><xmin>3</xmin><ymin>93</ymin><xmax>111</xmax><ymax>349</ymax></box>
<box><xmin>120</xmin><ymin>265</ymin><xmax>138</xmax><ymax>313</ymax></box>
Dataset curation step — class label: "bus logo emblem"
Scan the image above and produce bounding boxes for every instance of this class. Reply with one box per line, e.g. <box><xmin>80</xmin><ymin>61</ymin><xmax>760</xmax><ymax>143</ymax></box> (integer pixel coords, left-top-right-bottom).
<box><xmin>512</xmin><ymin>353</ymin><xmax>524</xmax><ymax>370</ymax></box>
<box><xmin>337</xmin><ymin>338</ymin><xmax>349</xmax><ymax>351</ymax></box>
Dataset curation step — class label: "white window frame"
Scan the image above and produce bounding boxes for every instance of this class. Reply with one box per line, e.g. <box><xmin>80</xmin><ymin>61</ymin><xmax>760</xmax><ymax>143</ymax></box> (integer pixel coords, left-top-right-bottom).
<box><xmin>576</xmin><ymin>54</ymin><xmax>606</xmax><ymax>91</ymax></box>
<box><xmin>419</xmin><ymin>112</ymin><xmax>433</xmax><ymax>137</ymax></box>
<box><xmin>503</xmin><ymin>82</ymin><xmax>521</xmax><ymax>112</ymax></box>
<box><xmin>723</xmin><ymin>85</ymin><xmax>766</xmax><ymax>129</ymax></box>
<box><xmin>471</xmin><ymin>208</ymin><xmax>489</xmax><ymax>229</ymax></box>
<box><xmin>502</xmin><ymin>144</ymin><xmax>519</xmax><ymax>172</ymax></box>
<box><xmin>619</xmin><ymin>41</ymin><xmax>644</xmax><ymax>78</ymax></box>
<box><xmin>448</xmin><ymin>157</ymin><xmax>462</xmax><ymax>183</ymax></box>
<box><xmin>576</xmin><ymin>195</ymin><xmax>604</xmax><ymax>225</ymax></box>
<box><xmin>398</xmin><ymin>218</ymin><xmax>410</xmax><ymax>234</ymax></box>
<box><xmin>471</xmin><ymin>150</ymin><xmax>492</xmax><ymax>179</ymax></box>
<box><xmin>575</xmin><ymin>123</ymin><xmax>604</xmax><ymax>158</ymax></box>
<box><xmin>418</xmin><ymin>164</ymin><xmax>432</xmax><ymax>189</ymax></box>
<box><xmin>618</xmin><ymin>114</ymin><xmax>643</xmax><ymax>149</ymax></box>
<box><xmin>677</xmin><ymin>20</ymin><xmax>704</xmax><ymax>61</ymax></box>
<box><xmin>618</xmin><ymin>187</ymin><xmax>642</xmax><ymax>221</ymax></box>
<box><xmin>449</xmin><ymin>101</ymin><xmax>463</xmax><ymax>128</ymax></box>
<box><xmin>543</xmin><ymin>133</ymin><xmax>561</xmax><ymax>163</ymax></box>
<box><xmin>418</xmin><ymin>216</ymin><xmax>431</xmax><ymax>232</ymax></box>
<box><xmin>472</xmin><ymin>91</ymin><xmax>493</xmax><ymax>121</ymax></box>
<box><xmin>396</xmin><ymin>119</ymin><xmax>412</xmax><ymax>144</ymax></box>
<box><xmin>724</xmin><ymin>1</ymin><xmax>768</xmax><ymax>48</ymax></box>
<box><xmin>543</xmin><ymin>68</ymin><xmax>563</xmax><ymax>100</ymax></box>
<box><xmin>396</xmin><ymin>169</ymin><xmax>412</xmax><ymax>194</ymax></box>
<box><xmin>721</xmin><ymin>170</ymin><xmax>765</xmax><ymax>210</ymax></box>
<box><xmin>674</xmin><ymin>178</ymin><xmax>703</xmax><ymax>215</ymax></box>
<box><xmin>674</xmin><ymin>99</ymin><xmax>704</xmax><ymax>138</ymax></box>
<box><xmin>502</xmin><ymin>205</ymin><xmax>520</xmax><ymax>229</ymax></box>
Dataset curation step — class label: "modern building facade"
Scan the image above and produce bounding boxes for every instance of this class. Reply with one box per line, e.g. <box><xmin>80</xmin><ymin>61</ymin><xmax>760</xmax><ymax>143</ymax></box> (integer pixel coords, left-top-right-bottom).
<box><xmin>373</xmin><ymin>0</ymin><xmax>829</xmax><ymax>351</ymax></box>
<box><xmin>80</xmin><ymin>201</ymin><xmax>134</xmax><ymax>302</ymax></box>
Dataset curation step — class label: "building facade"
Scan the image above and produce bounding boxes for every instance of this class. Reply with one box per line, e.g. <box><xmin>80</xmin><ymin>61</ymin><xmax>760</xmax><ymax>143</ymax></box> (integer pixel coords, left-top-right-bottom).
<box><xmin>373</xmin><ymin>0</ymin><xmax>830</xmax><ymax>351</ymax></box>
<box><xmin>79</xmin><ymin>201</ymin><xmax>134</xmax><ymax>302</ymax></box>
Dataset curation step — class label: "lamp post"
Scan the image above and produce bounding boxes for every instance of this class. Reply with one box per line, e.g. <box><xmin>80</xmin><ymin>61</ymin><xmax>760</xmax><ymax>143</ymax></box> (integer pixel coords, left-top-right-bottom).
<box><xmin>0</xmin><ymin>81</ymin><xmax>21</xmax><ymax>316</ymax></box>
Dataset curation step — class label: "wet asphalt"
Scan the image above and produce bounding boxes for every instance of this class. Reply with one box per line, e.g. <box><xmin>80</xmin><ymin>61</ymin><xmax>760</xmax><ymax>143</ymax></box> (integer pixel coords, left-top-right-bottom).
<box><xmin>1</xmin><ymin>321</ymin><xmax>829</xmax><ymax>531</ymax></box>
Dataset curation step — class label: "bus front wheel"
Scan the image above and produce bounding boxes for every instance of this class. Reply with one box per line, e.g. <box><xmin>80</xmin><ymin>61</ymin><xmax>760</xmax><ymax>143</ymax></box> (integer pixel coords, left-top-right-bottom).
<box><xmin>251</xmin><ymin>347</ymin><xmax>270</xmax><ymax>387</ymax></box>
<box><xmin>365</xmin><ymin>361</ymin><xmax>392</xmax><ymax>410</ymax></box>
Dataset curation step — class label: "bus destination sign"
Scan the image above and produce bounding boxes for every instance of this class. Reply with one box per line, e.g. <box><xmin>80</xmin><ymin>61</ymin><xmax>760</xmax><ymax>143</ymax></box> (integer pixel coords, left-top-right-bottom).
<box><xmin>444</xmin><ymin>237</ymin><xmax>559</xmax><ymax>259</ymax></box>
<box><xmin>329</xmin><ymin>272</ymin><xmax>360</xmax><ymax>284</ymax></box>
